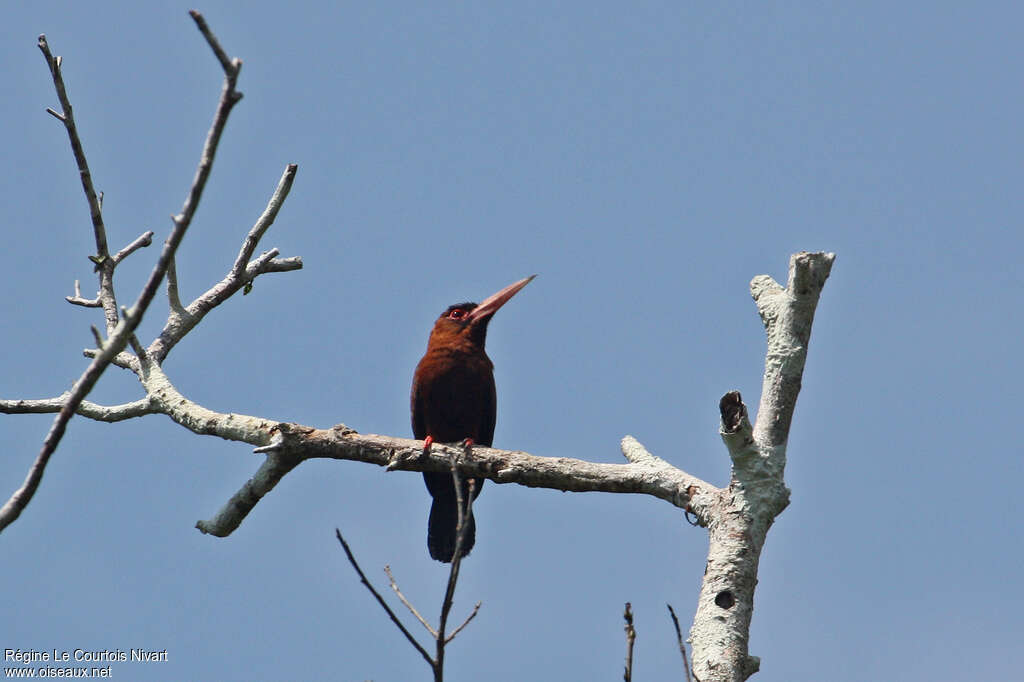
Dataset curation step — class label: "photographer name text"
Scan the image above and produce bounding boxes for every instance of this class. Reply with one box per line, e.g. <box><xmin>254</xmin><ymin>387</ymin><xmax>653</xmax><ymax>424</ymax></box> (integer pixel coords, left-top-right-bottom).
<box><xmin>5</xmin><ymin>649</ymin><xmax>167</xmax><ymax>665</ymax></box>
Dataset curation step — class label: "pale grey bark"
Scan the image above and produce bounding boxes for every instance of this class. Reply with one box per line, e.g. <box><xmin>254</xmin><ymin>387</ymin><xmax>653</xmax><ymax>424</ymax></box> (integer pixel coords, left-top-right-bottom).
<box><xmin>689</xmin><ymin>252</ymin><xmax>835</xmax><ymax>682</ymax></box>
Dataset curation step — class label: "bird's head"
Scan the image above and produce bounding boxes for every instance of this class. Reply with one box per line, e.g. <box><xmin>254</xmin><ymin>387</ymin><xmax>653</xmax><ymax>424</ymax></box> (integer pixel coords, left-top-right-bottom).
<box><xmin>427</xmin><ymin>276</ymin><xmax>535</xmax><ymax>350</ymax></box>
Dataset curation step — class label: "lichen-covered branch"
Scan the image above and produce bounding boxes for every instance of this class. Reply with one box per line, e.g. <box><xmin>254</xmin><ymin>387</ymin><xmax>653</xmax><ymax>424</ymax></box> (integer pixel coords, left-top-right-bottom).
<box><xmin>688</xmin><ymin>251</ymin><xmax>834</xmax><ymax>682</ymax></box>
<box><xmin>750</xmin><ymin>252</ymin><xmax>835</xmax><ymax>450</ymax></box>
<box><xmin>196</xmin><ymin>426</ymin><xmax>712</xmax><ymax>536</ymax></box>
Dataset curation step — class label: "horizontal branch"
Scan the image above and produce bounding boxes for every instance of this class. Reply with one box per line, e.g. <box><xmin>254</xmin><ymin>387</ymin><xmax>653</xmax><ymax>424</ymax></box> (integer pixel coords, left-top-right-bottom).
<box><xmin>5</xmin><ymin>346</ymin><xmax>717</xmax><ymax>538</ymax></box>
<box><xmin>0</xmin><ymin>394</ymin><xmax>155</xmax><ymax>422</ymax></box>
<box><xmin>196</xmin><ymin>421</ymin><xmax>717</xmax><ymax>537</ymax></box>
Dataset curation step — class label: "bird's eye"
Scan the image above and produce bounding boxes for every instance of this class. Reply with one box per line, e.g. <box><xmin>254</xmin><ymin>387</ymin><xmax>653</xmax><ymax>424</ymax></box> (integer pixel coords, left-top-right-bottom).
<box><xmin>448</xmin><ymin>309</ymin><xmax>465</xmax><ymax>320</ymax></box>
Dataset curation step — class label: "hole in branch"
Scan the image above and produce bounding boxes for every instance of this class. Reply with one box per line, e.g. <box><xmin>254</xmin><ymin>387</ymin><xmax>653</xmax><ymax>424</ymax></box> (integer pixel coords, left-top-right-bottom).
<box><xmin>715</xmin><ymin>591</ymin><xmax>735</xmax><ymax>609</ymax></box>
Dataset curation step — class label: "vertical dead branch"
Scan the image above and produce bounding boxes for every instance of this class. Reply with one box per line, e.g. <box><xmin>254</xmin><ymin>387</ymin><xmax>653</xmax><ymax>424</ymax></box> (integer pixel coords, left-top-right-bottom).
<box><xmin>667</xmin><ymin>603</ymin><xmax>693</xmax><ymax>682</ymax></box>
<box><xmin>689</xmin><ymin>252</ymin><xmax>834</xmax><ymax>682</ymax></box>
<box><xmin>623</xmin><ymin>602</ymin><xmax>636</xmax><ymax>682</ymax></box>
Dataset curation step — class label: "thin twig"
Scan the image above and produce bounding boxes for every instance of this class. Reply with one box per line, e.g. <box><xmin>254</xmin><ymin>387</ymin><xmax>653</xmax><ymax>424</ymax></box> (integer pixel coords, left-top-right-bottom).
<box><xmin>189</xmin><ymin>10</ymin><xmax>237</xmax><ymax>77</ymax></box>
<box><xmin>231</xmin><ymin>164</ymin><xmax>298</xmax><ymax>278</ymax></box>
<box><xmin>81</xmin><ymin>347</ymin><xmax>137</xmax><ymax>370</ymax></box>
<box><xmin>36</xmin><ymin>35</ymin><xmax>108</xmax><ymax>263</ymax></box>
<box><xmin>112</xmin><ymin>230</ymin><xmax>155</xmax><ymax>265</ymax></box>
<box><xmin>128</xmin><ymin>333</ymin><xmax>147</xmax><ymax>359</ymax></box>
<box><xmin>385</xmin><ymin>565</ymin><xmax>437</xmax><ymax>637</ymax></box>
<box><xmin>444</xmin><ymin>601</ymin><xmax>481</xmax><ymax>644</ymax></box>
<box><xmin>433</xmin><ymin>451</ymin><xmax>477</xmax><ymax>681</ymax></box>
<box><xmin>37</xmin><ymin>34</ymin><xmax>119</xmax><ymax>333</ymax></box>
<box><xmin>66</xmin><ymin>280</ymin><xmax>101</xmax><ymax>307</ymax></box>
<box><xmin>335</xmin><ymin>529</ymin><xmax>434</xmax><ymax>668</ymax></box>
<box><xmin>624</xmin><ymin>602</ymin><xmax>636</xmax><ymax>682</ymax></box>
<box><xmin>165</xmin><ymin>254</ymin><xmax>186</xmax><ymax>315</ymax></box>
<box><xmin>179</xmin><ymin>10</ymin><xmax>242</xmax><ymax>226</ymax></box>
<box><xmin>667</xmin><ymin>603</ymin><xmax>692</xmax><ymax>682</ymax></box>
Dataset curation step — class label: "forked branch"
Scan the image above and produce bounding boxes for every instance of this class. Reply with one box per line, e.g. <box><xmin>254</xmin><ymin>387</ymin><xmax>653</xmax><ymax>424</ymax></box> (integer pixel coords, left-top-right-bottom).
<box><xmin>337</xmin><ymin>452</ymin><xmax>482</xmax><ymax>682</ymax></box>
<box><xmin>0</xmin><ymin>12</ymin><xmax>301</xmax><ymax>535</ymax></box>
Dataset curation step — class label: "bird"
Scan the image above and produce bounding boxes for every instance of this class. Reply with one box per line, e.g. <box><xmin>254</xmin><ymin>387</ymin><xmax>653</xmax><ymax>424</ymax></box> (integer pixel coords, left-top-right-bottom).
<box><xmin>411</xmin><ymin>276</ymin><xmax>534</xmax><ymax>563</ymax></box>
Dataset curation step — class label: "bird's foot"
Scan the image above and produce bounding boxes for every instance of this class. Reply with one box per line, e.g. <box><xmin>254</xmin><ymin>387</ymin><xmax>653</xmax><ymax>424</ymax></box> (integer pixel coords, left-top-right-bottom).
<box><xmin>422</xmin><ymin>435</ymin><xmax>434</xmax><ymax>454</ymax></box>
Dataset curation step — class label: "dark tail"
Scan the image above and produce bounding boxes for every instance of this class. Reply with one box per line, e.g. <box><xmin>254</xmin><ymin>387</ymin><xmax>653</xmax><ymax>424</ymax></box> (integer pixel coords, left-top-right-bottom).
<box><xmin>424</xmin><ymin>472</ymin><xmax>483</xmax><ymax>563</ymax></box>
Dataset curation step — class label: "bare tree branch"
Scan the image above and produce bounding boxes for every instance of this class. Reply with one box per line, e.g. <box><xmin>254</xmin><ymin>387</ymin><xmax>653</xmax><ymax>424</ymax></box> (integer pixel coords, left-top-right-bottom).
<box><xmin>0</xmin><ymin>372</ymin><xmax>716</xmax><ymax>538</ymax></box>
<box><xmin>337</xmin><ymin>452</ymin><xmax>482</xmax><ymax>682</ymax></box>
<box><xmin>688</xmin><ymin>251</ymin><xmax>835</xmax><ymax>682</ymax></box>
<box><xmin>189</xmin><ymin>10</ymin><xmax>237</xmax><ymax>77</ymax></box>
<box><xmin>667</xmin><ymin>603</ymin><xmax>693</xmax><ymax>682</ymax></box>
<box><xmin>435</xmin><ymin>458</ymin><xmax>475</xmax><ymax>679</ymax></box>
<box><xmin>179</xmin><ymin>10</ymin><xmax>242</xmax><ymax>225</ymax></box>
<box><xmin>194</xmin><ymin>450</ymin><xmax>300</xmax><ymax>536</ymax></box>
<box><xmin>165</xmin><ymin>254</ymin><xmax>186</xmax><ymax>315</ymax></box>
<box><xmin>623</xmin><ymin>602</ymin><xmax>636</xmax><ymax>682</ymax></box>
<box><xmin>81</xmin><ymin>346</ymin><xmax>138</xmax><ymax>371</ymax></box>
<box><xmin>148</xmin><ymin>163</ymin><xmax>300</xmax><ymax>364</ymax></box>
<box><xmin>385</xmin><ymin>565</ymin><xmax>438</xmax><ymax>638</ymax></box>
<box><xmin>0</xmin><ymin>395</ymin><xmax>156</xmax><ymax>422</ymax></box>
<box><xmin>37</xmin><ymin>34</ymin><xmax>120</xmax><ymax>333</ymax></box>
<box><xmin>0</xmin><ymin>12</ymin><xmax>252</xmax><ymax>535</ymax></box>
<box><xmin>335</xmin><ymin>529</ymin><xmax>435</xmax><ymax>668</ymax></box>
<box><xmin>191</xmin><ymin>424</ymin><xmax>713</xmax><ymax>537</ymax></box>
<box><xmin>112</xmin><ymin>230</ymin><xmax>155</xmax><ymax>265</ymax></box>
<box><xmin>232</xmin><ymin>164</ymin><xmax>298</xmax><ymax>278</ymax></box>
<box><xmin>444</xmin><ymin>600</ymin><xmax>481</xmax><ymax>645</ymax></box>
<box><xmin>36</xmin><ymin>37</ymin><xmax>108</xmax><ymax>268</ymax></box>
<box><xmin>66</xmin><ymin>280</ymin><xmax>101</xmax><ymax>307</ymax></box>
<box><xmin>750</xmin><ymin>252</ymin><xmax>835</xmax><ymax>449</ymax></box>
<box><xmin>0</xmin><ymin>280</ymin><xmax>157</xmax><ymax>531</ymax></box>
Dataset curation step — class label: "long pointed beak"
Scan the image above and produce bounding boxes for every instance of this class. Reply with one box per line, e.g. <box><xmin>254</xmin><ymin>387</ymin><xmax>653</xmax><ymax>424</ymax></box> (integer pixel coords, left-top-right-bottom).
<box><xmin>468</xmin><ymin>275</ymin><xmax>536</xmax><ymax>322</ymax></box>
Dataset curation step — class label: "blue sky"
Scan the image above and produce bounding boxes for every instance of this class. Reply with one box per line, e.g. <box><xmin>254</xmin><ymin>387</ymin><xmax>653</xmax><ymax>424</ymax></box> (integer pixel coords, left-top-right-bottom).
<box><xmin>3</xmin><ymin>2</ymin><xmax>1022</xmax><ymax>680</ymax></box>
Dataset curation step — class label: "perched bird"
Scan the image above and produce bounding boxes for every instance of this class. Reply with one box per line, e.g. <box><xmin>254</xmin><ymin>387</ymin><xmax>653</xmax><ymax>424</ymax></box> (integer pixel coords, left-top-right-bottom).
<box><xmin>411</xmin><ymin>276</ymin><xmax>534</xmax><ymax>563</ymax></box>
